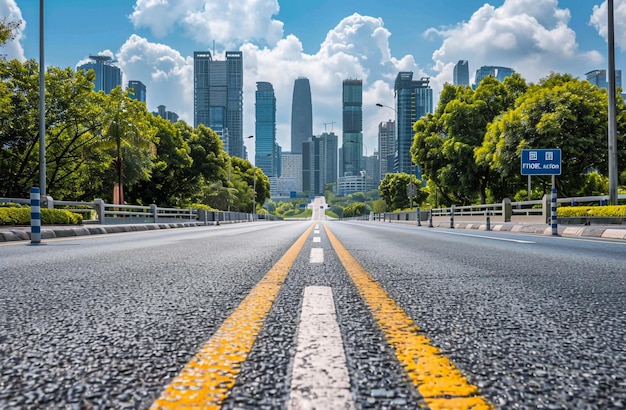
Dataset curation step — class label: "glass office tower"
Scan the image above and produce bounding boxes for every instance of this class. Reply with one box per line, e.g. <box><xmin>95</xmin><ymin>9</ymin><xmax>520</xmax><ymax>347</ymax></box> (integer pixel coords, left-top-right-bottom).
<box><xmin>290</xmin><ymin>78</ymin><xmax>313</xmax><ymax>154</ymax></box>
<box><xmin>453</xmin><ymin>60</ymin><xmax>470</xmax><ymax>86</ymax></box>
<box><xmin>255</xmin><ymin>82</ymin><xmax>276</xmax><ymax>178</ymax></box>
<box><xmin>77</xmin><ymin>55</ymin><xmax>121</xmax><ymax>94</ymax></box>
<box><xmin>194</xmin><ymin>51</ymin><xmax>244</xmax><ymax>158</ymax></box>
<box><xmin>394</xmin><ymin>72</ymin><xmax>432</xmax><ymax>175</ymax></box>
<box><xmin>342</xmin><ymin>79</ymin><xmax>363</xmax><ymax>177</ymax></box>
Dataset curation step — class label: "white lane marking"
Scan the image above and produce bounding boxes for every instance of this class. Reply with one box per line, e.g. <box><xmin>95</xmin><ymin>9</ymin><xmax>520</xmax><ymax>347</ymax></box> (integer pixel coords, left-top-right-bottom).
<box><xmin>310</xmin><ymin>248</ymin><xmax>324</xmax><ymax>263</ymax></box>
<box><xmin>288</xmin><ymin>286</ymin><xmax>355</xmax><ymax>410</ymax></box>
<box><xmin>433</xmin><ymin>230</ymin><xmax>536</xmax><ymax>244</ymax></box>
<box><xmin>315</xmin><ymin>224</ymin><xmax>320</xmax><ymax>229</ymax></box>
<box><xmin>313</xmin><ymin>237</ymin><xmax>321</xmax><ymax>243</ymax></box>
<box><xmin>314</xmin><ymin>230</ymin><xmax>320</xmax><ymax>234</ymax></box>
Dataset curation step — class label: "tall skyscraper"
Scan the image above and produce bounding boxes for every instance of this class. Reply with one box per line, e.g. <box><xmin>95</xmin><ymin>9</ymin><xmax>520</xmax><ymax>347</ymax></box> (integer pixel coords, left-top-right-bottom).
<box><xmin>586</xmin><ymin>69</ymin><xmax>622</xmax><ymax>89</ymax></box>
<box><xmin>279</xmin><ymin>152</ymin><xmax>302</xmax><ymax>195</ymax></box>
<box><xmin>474</xmin><ymin>65</ymin><xmax>515</xmax><ymax>87</ymax></box>
<box><xmin>127</xmin><ymin>80</ymin><xmax>146</xmax><ymax>102</ymax></box>
<box><xmin>453</xmin><ymin>60</ymin><xmax>470</xmax><ymax>86</ymax></box>
<box><xmin>321</xmin><ymin>132</ymin><xmax>338</xmax><ymax>187</ymax></box>
<box><xmin>342</xmin><ymin>79</ymin><xmax>363</xmax><ymax>177</ymax></box>
<box><xmin>154</xmin><ymin>105</ymin><xmax>179</xmax><ymax>123</ymax></box>
<box><xmin>77</xmin><ymin>55</ymin><xmax>121</xmax><ymax>94</ymax></box>
<box><xmin>194</xmin><ymin>51</ymin><xmax>244</xmax><ymax>158</ymax></box>
<box><xmin>255</xmin><ymin>82</ymin><xmax>277</xmax><ymax>179</ymax></box>
<box><xmin>303</xmin><ymin>136</ymin><xmax>324</xmax><ymax>197</ymax></box>
<box><xmin>290</xmin><ymin>78</ymin><xmax>313</xmax><ymax>154</ymax></box>
<box><xmin>378</xmin><ymin>120</ymin><xmax>395</xmax><ymax>180</ymax></box>
<box><xmin>395</xmin><ymin>72</ymin><xmax>432</xmax><ymax>175</ymax></box>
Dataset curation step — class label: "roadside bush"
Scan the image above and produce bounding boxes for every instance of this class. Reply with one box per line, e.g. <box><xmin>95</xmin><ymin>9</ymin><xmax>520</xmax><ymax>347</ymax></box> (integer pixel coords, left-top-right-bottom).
<box><xmin>0</xmin><ymin>207</ymin><xmax>83</xmax><ymax>225</ymax></box>
<box><xmin>557</xmin><ymin>205</ymin><xmax>626</xmax><ymax>217</ymax></box>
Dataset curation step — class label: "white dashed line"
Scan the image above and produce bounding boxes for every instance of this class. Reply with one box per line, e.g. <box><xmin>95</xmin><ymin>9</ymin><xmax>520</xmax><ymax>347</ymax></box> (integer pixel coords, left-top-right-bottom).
<box><xmin>313</xmin><ymin>237</ymin><xmax>321</xmax><ymax>243</ymax></box>
<box><xmin>288</xmin><ymin>286</ymin><xmax>355</xmax><ymax>410</ymax></box>
<box><xmin>309</xmin><ymin>248</ymin><xmax>324</xmax><ymax>263</ymax></box>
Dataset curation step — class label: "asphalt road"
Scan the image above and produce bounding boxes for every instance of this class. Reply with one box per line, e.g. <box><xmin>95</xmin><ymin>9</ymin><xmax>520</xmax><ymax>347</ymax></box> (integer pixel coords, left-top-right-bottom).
<box><xmin>1</xmin><ymin>219</ymin><xmax>625</xmax><ymax>409</ymax></box>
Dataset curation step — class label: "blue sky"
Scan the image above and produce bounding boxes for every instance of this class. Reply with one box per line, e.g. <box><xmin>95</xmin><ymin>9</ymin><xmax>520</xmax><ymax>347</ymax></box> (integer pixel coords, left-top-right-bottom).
<box><xmin>2</xmin><ymin>0</ymin><xmax>625</xmax><ymax>159</ymax></box>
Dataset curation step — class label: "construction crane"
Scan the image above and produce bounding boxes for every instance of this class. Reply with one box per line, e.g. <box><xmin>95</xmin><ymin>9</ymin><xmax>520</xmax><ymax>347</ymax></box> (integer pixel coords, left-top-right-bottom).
<box><xmin>323</xmin><ymin>122</ymin><xmax>336</xmax><ymax>132</ymax></box>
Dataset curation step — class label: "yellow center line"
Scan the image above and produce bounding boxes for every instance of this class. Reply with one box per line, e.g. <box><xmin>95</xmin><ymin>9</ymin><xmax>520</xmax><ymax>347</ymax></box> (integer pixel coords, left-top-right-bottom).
<box><xmin>323</xmin><ymin>224</ymin><xmax>492</xmax><ymax>410</ymax></box>
<box><xmin>151</xmin><ymin>223</ymin><xmax>315</xmax><ymax>409</ymax></box>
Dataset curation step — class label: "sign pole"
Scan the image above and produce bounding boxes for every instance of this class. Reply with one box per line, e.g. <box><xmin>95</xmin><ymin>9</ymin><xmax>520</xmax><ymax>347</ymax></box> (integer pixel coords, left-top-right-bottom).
<box><xmin>551</xmin><ymin>175</ymin><xmax>558</xmax><ymax>236</ymax></box>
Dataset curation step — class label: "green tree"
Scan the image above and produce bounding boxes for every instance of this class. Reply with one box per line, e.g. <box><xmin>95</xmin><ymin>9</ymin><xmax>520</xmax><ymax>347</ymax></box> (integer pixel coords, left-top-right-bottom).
<box><xmin>343</xmin><ymin>202</ymin><xmax>368</xmax><ymax>218</ymax></box>
<box><xmin>378</xmin><ymin>173</ymin><xmax>427</xmax><ymax>210</ymax></box>
<box><xmin>87</xmin><ymin>87</ymin><xmax>157</xmax><ymax>204</ymax></box>
<box><xmin>476</xmin><ymin>73</ymin><xmax>620</xmax><ymax>197</ymax></box>
<box><xmin>412</xmin><ymin>75</ymin><xmax>526</xmax><ymax>205</ymax></box>
<box><xmin>127</xmin><ymin>116</ymin><xmax>193</xmax><ymax>206</ymax></box>
<box><xmin>0</xmin><ymin>59</ymin><xmax>42</xmax><ymax>196</ymax></box>
<box><xmin>44</xmin><ymin>67</ymin><xmax>106</xmax><ymax>199</ymax></box>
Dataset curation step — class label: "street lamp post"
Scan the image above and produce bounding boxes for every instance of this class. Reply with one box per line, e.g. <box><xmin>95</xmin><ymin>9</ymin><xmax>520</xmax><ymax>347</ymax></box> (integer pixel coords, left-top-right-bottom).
<box><xmin>608</xmin><ymin>0</ymin><xmax>619</xmax><ymax>205</ymax></box>
<box><xmin>39</xmin><ymin>0</ymin><xmax>46</xmax><ymax>196</ymax></box>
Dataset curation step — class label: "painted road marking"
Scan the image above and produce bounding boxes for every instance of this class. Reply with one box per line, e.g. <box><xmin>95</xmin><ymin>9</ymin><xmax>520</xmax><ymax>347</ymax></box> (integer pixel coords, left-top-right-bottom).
<box><xmin>310</xmin><ymin>248</ymin><xmax>324</xmax><ymax>263</ymax></box>
<box><xmin>288</xmin><ymin>286</ymin><xmax>355</xmax><ymax>410</ymax></box>
<box><xmin>314</xmin><ymin>230</ymin><xmax>320</xmax><ymax>234</ymax></box>
<box><xmin>324</xmin><ymin>224</ymin><xmax>492</xmax><ymax>410</ymax></box>
<box><xmin>313</xmin><ymin>236</ymin><xmax>321</xmax><ymax>243</ymax></box>
<box><xmin>151</xmin><ymin>223</ymin><xmax>315</xmax><ymax>409</ymax></box>
<box><xmin>433</xmin><ymin>230</ymin><xmax>535</xmax><ymax>244</ymax></box>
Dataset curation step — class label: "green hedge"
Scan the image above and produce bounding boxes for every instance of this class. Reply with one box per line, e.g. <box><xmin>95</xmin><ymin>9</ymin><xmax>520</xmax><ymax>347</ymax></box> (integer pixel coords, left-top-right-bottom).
<box><xmin>0</xmin><ymin>207</ymin><xmax>83</xmax><ymax>225</ymax></box>
<box><xmin>558</xmin><ymin>205</ymin><xmax>626</xmax><ymax>217</ymax></box>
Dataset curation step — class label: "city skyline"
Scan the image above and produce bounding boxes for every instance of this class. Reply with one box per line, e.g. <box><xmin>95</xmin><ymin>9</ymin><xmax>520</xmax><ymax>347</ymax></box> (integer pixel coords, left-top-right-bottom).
<box><xmin>5</xmin><ymin>0</ymin><xmax>626</xmax><ymax>162</ymax></box>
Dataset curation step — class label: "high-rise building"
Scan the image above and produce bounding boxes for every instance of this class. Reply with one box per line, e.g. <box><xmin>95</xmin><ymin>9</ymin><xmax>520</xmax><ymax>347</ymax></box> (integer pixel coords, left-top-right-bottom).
<box><xmin>365</xmin><ymin>153</ymin><xmax>380</xmax><ymax>192</ymax></box>
<box><xmin>154</xmin><ymin>105</ymin><xmax>179</xmax><ymax>123</ymax></box>
<box><xmin>378</xmin><ymin>120</ymin><xmax>395</xmax><ymax>180</ymax></box>
<box><xmin>474</xmin><ymin>65</ymin><xmax>515</xmax><ymax>87</ymax></box>
<box><xmin>395</xmin><ymin>73</ymin><xmax>432</xmax><ymax>175</ymax></box>
<box><xmin>321</xmin><ymin>132</ymin><xmax>338</xmax><ymax>187</ymax></box>
<box><xmin>342</xmin><ymin>79</ymin><xmax>363</xmax><ymax>177</ymax></box>
<box><xmin>127</xmin><ymin>80</ymin><xmax>146</xmax><ymax>102</ymax></box>
<box><xmin>255</xmin><ymin>82</ymin><xmax>277</xmax><ymax>178</ymax></box>
<box><xmin>453</xmin><ymin>60</ymin><xmax>470</xmax><ymax>86</ymax></box>
<box><xmin>586</xmin><ymin>69</ymin><xmax>622</xmax><ymax>89</ymax></box>
<box><xmin>302</xmin><ymin>136</ymin><xmax>324</xmax><ymax>197</ymax></box>
<box><xmin>77</xmin><ymin>55</ymin><xmax>121</xmax><ymax>94</ymax></box>
<box><xmin>290</xmin><ymin>78</ymin><xmax>313</xmax><ymax>154</ymax></box>
<box><xmin>194</xmin><ymin>51</ymin><xmax>244</xmax><ymax>158</ymax></box>
<box><xmin>278</xmin><ymin>152</ymin><xmax>302</xmax><ymax>195</ymax></box>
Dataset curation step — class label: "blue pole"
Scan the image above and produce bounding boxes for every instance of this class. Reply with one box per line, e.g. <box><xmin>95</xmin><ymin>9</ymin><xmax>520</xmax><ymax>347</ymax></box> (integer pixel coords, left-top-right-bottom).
<box><xmin>551</xmin><ymin>176</ymin><xmax>558</xmax><ymax>236</ymax></box>
<box><xmin>30</xmin><ymin>187</ymin><xmax>42</xmax><ymax>244</ymax></box>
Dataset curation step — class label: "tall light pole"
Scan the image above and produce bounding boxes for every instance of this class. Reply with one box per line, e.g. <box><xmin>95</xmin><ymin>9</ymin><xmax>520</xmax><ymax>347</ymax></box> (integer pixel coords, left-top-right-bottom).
<box><xmin>607</xmin><ymin>0</ymin><xmax>619</xmax><ymax>205</ymax></box>
<box><xmin>39</xmin><ymin>0</ymin><xmax>46</xmax><ymax>196</ymax></box>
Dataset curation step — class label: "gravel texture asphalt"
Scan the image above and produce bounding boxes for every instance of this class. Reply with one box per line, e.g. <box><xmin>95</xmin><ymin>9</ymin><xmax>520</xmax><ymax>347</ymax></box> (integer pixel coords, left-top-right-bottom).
<box><xmin>1</xmin><ymin>221</ymin><xmax>625</xmax><ymax>409</ymax></box>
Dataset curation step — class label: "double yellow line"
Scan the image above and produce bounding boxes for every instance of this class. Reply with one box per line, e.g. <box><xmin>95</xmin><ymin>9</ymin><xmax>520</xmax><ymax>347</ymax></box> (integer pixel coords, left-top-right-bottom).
<box><xmin>151</xmin><ymin>223</ymin><xmax>491</xmax><ymax>409</ymax></box>
<box><xmin>151</xmin><ymin>224</ymin><xmax>315</xmax><ymax>409</ymax></box>
<box><xmin>324</xmin><ymin>224</ymin><xmax>492</xmax><ymax>410</ymax></box>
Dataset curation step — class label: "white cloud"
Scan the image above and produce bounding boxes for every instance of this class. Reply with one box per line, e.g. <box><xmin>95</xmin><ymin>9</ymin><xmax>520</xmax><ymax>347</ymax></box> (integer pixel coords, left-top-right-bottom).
<box><xmin>428</xmin><ymin>0</ymin><xmax>603</xmax><ymax>86</ymax></box>
<box><xmin>129</xmin><ymin>0</ymin><xmax>284</xmax><ymax>50</ymax></box>
<box><xmin>0</xmin><ymin>0</ymin><xmax>26</xmax><ymax>61</ymax></box>
<box><xmin>116</xmin><ymin>35</ymin><xmax>193</xmax><ymax>122</ymax></box>
<box><xmin>110</xmin><ymin>13</ymin><xmax>421</xmax><ymax>159</ymax></box>
<box><xmin>590</xmin><ymin>0</ymin><xmax>626</xmax><ymax>51</ymax></box>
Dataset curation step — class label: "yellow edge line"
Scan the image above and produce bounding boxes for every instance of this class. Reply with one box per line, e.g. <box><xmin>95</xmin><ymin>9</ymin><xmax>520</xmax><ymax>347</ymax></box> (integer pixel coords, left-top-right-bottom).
<box><xmin>323</xmin><ymin>224</ymin><xmax>492</xmax><ymax>409</ymax></box>
<box><xmin>151</xmin><ymin>223</ymin><xmax>315</xmax><ymax>409</ymax></box>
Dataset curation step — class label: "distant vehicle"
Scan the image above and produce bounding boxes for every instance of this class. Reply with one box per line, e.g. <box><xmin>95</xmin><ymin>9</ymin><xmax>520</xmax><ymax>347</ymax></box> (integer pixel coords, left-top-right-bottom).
<box><xmin>320</xmin><ymin>206</ymin><xmax>324</xmax><ymax>209</ymax></box>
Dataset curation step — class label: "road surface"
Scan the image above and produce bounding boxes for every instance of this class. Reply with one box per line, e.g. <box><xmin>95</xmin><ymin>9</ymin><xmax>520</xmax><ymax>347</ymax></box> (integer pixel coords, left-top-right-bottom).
<box><xmin>1</xmin><ymin>216</ymin><xmax>625</xmax><ymax>409</ymax></box>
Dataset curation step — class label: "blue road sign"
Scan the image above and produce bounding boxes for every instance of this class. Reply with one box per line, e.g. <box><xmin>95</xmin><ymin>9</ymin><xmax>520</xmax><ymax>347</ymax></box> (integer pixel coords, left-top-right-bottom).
<box><xmin>521</xmin><ymin>149</ymin><xmax>562</xmax><ymax>175</ymax></box>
